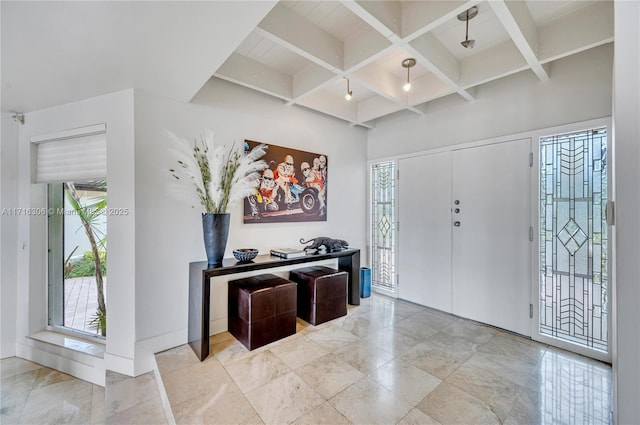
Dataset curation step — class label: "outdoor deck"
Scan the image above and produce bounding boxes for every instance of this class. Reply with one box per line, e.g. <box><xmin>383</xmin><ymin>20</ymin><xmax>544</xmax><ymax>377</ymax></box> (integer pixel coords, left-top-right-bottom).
<box><xmin>64</xmin><ymin>276</ymin><xmax>106</xmax><ymax>335</ymax></box>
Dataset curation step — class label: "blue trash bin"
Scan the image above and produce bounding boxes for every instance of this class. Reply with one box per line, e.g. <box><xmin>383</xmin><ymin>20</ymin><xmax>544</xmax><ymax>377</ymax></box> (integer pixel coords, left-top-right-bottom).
<box><xmin>360</xmin><ymin>267</ymin><xmax>371</xmax><ymax>298</ymax></box>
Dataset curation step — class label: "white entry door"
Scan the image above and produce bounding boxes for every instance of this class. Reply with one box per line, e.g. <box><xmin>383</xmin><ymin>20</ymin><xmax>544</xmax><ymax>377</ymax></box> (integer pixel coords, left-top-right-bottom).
<box><xmin>451</xmin><ymin>138</ymin><xmax>531</xmax><ymax>336</ymax></box>
<box><xmin>398</xmin><ymin>152</ymin><xmax>452</xmax><ymax>312</ymax></box>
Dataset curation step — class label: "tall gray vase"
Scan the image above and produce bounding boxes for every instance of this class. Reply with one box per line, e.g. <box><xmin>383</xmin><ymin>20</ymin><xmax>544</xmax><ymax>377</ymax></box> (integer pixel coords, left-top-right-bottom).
<box><xmin>202</xmin><ymin>213</ymin><xmax>230</xmax><ymax>266</ymax></box>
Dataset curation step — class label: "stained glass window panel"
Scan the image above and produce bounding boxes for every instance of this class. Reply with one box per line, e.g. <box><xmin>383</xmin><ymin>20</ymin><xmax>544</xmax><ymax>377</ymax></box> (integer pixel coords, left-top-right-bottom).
<box><xmin>371</xmin><ymin>162</ymin><xmax>396</xmax><ymax>292</ymax></box>
<box><xmin>539</xmin><ymin>128</ymin><xmax>608</xmax><ymax>352</ymax></box>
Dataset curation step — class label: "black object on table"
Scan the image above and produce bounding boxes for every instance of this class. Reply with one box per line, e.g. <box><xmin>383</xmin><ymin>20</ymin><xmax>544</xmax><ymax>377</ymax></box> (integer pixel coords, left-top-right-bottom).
<box><xmin>188</xmin><ymin>248</ymin><xmax>360</xmax><ymax>361</ymax></box>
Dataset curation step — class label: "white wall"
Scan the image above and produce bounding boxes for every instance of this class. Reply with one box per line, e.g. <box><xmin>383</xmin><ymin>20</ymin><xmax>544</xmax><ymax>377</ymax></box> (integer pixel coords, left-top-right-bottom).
<box><xmin>12</xmin><ymin>90</ymin><xmax>135</xmax><ymax>380</ymax></box>
<box><xmin>3</xmin><ymin>79</ymin><xmax>367</xmax><ymax>377</ymax></box>
<box><xmin>367</xmin><ymin>43</ymin><xmax>613</xmax><ymax>160</ymax></box>
<box><xmin>1</xmin><ymin>113</ymin><xmax>20</xmax><ymax>358</ymax></box>
<box><xmin>613</xmin><ymin>2</ymin><xmax>640</xmax><ymax>423</ymax></box>
<box><xmin>132</xmin><ymin>79</ymin><xmax>367</xmax><ymax>368</ymax></box>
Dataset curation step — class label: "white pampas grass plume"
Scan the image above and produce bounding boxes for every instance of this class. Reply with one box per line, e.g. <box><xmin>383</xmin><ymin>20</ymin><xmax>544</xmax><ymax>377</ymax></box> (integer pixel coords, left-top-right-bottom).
<box><xmin>167</xmin><ymin>129</ymin><xmax>268</xmax><ymax>214</ymax></box>
<box><xmin>226</xmin><ymin>150</ymin><xmax>268</xmax><ymax>210</ymax></box>
<box><xmin>167</xmin><ymin>130</ymin><xmax>207</xmax><ymax>208</ymax></box>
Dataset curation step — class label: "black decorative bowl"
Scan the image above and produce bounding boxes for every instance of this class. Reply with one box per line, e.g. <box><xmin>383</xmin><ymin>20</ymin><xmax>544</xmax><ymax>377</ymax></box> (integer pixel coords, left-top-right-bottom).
<box><xmin>233</xmin><ymin>248</ymin><xmax>259</xmax><ymax>262</ymax></box>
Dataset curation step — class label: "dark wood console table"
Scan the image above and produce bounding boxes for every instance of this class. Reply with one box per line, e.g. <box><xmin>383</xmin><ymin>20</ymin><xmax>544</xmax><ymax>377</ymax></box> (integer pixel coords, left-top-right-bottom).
<box><xmin>188</xmin><ymin>248</ymin><xmax>360</xmax><ymax>361</ymax></box>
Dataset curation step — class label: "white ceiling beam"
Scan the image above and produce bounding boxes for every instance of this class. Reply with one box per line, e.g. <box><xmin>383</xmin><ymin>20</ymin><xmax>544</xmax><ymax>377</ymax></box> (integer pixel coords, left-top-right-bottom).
<box><xmin>351</xmin><ymin>63</ymin><xmax>406</xmax><ymax>105</ymax></box>
<box><xmin>537</xmin><ymin>1</ymin><xmax>613</xmax><ymax>64</ymax></box>
<box><xmin>296</xmin><ymin>90</ymin><xmax>357</xmax><ymax>123</ymax></box>
<box><xmin>401</xmin><ymin>0</ymin><xmax>481</xmax><ymax>41</ymax></box>
<box><xmin>405</xmin><ymin>37</ymin><xmax>475</xmax><ymax>102</ymax></box>
<box><xmin>489</xmin><ymin>0</ymin><xmax>548</xmax><ymax>81</ymax></box>
<box><xmin>459</xmin><ymin>40</ymin><xmax>528</xmax><ymax>88</ymax></box>
<box><xmin>289</xmin><ymin>65</ymin><xmax>337</xmax><ymax>105</ymax></box>
<box><xmin>357</xmin><ymin>96</ymin><xmax>411</xmax><ymax>123</ymax></box>
<box><xmin>343</xmin><ymin>26</ymin><xmax>392</xmax><ymax>71</ymax></box>
<box><xmin>214</xmin><ymin>53</ymin><xmax>292</xmax><ymax>100</ymax></box>
<box><xmin>257</xmin><ymin>3</ymin><xmax>344</xmax><ymax>72</ymax></box>
<box><xmin>407</xmin><ymin>73</ymin><xmax>455</xmax><ymax>107</ymax></box>
<box><xmin>340</xmin><ymin>0</ymin><xmax>402</xmax><ymax>42</ymax></box>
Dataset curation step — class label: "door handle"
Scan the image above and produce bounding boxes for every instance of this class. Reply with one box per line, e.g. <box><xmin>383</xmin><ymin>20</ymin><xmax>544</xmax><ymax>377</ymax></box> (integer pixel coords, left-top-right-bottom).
<box><xmin>454</xmin><ymin>221</ymin><xmax>461</xmax><ymax>227</ymax></box>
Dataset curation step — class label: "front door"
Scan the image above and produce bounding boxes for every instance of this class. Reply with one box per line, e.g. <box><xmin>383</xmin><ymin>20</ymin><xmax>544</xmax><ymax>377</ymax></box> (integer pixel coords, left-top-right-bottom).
<box><xmin>451</xmin><ymin>138</ymin><xmax>532</xmax><ymax>336</ymax></box>
<box><xmin>398</xmin><ymin>152</ymin><xmax>452</xmax><ymax>312</ymax></box>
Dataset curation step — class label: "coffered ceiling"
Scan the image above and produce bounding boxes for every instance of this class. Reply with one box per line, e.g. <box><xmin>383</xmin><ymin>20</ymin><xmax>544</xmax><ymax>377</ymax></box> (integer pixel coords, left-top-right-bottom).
<box><xmin>1</xmin><ymin>1</ymin><xmax>613</xmax><ymax>124</ymax></box>
<box><xmin>214</xmin><ymin>0</ymin><xmax>614</xmax><ymax>128</ymax></box>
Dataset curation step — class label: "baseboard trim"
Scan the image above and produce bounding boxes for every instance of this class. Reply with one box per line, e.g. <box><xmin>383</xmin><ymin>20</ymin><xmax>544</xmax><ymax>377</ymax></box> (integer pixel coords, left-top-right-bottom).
<box><xmin>16</xmin><ymin>340</ymin><xmax>105</xmax><ymax>386</ymax></box>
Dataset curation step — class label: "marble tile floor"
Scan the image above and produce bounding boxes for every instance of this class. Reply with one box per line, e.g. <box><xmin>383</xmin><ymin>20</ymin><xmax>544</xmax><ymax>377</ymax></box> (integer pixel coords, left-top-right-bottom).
<box><xmin>0</xmin><ymin>357</ymin><xmax>168</xmax><ymax>425</ymax></box>
<box><xmin>0</xmin><ymin>356</ymin><xmax>104</xmax><ymax>424</ymax></box>
<box><xmin>0</xmin><ymin>293</ymin><xmax>612</xmax><ymax>424</ymax></box>
<box><xmin>156</xmin><ymin>294</ymin><xmax>613</xmax><ymax>425</ymax></box>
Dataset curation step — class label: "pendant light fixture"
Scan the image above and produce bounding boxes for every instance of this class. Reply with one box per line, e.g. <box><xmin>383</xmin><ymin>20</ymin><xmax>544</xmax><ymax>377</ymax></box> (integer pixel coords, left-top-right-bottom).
<box><xmin>457</xmin><ymin>6</ymin><xmax>478</xmax><ymax>49</ymax></box>
<box><xmin>344</xmin><ymin>77</ymin><xmax>352</xmax><ymax>101</ymax></box>
<box><xmin>402</xmin><ymin>58</ymin><xmax>416</xmax><ymax>92</ymax></box>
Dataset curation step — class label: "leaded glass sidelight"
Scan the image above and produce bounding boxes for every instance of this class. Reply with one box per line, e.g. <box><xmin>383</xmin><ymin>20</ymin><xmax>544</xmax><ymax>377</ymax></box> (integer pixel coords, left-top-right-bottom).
<box><xmin>371</xmin><ymin>161</ymin><xmax>396</xmax><ymax>292</ymax></box>
<box><xmin>539</xmin><ymin>128</ymin><xmax>608</xmax><ymax>352</ymax></box>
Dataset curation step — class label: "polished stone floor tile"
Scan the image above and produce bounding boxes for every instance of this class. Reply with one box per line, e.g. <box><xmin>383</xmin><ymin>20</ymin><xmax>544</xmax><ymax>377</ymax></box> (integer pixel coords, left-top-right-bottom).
<box><xmin>210</xmin><ymin>331</ymin><xmax>263</xmax><ymax>366</ymax></box>
<box><xmin>246</xmin><ymin>372</ymin><xmax>324</xmax><ymax>425</ymax></box>
<box><xmin>362</xmin><ymin>326</ymin><xmax>422</xmax><ymax>357</ymax></box>
<box><xmin>479</xmin><ymin>332</ymin><xmax>548</xmax><ymax>368</ymax></box>
<box><xmin>3</xmin><ymin>294</ymin><xmax>614</xmax><ymax>425</ymax></box>
<box><xmin>371</xmin><ymin>358</ymin><xmax>441</xmax><ymax>406</ymax></box>
<box><xmin>393</xmin><ymin>314</ymin><xmax>442</xmax><ymax>341</ymax></box>
<box><xmin>332</xmin><ymin>340</ymin><xmax>395</xmax><ymax>375</ymax></box>
<box><xmin>426</xmin><ymin>330</ymin><xmax>484</xmax><ymax>363</ymax></box>
<box><xmin>0</xmin><ymin>358</ymin><xmax>42</xmax><ymax>380</ymax></box>
<box><xmin>399</xmin><ymin>341</ymin><xmax>465</xmax><ymax>380</ymax></box>
<box><xmin>291</xmin><ymin>401</ymin><xmax>352</xmax><ymax>425</ymax></box>
<box><xmin>303</xmin><ymin>324</ymin><xmax>359</xmax><ymax>351</ymax></box>
<box><xmin>397</xmin><ymin>408</ymin><xmax>442</xmax><ymax>425</ymax></box>
<box><xmin>20</xmin><ymin>377</ymin><xmax>96</xmax><ymax>425</ymax></box>
<box><xmin>155</xmin><ymin>342</ymin><xmax>202</xmax><ymax>375</ymax></box>
<box><xmin>330</xmin><ymin>377</ymin><xmax>412</xmax><ymax>425</ymax></box>
<box><xmin>442</xmin><ymin>319</ymin><xmax>496</xmax><ymax>345</ymax></box>
<box><xmin>105</xmin><ymin>371</ymin><xmax>160</xmax><ymax>416</ymax></box>
<box><xmin>161</xmin><ymin>358</ymin><xmax>232</xmax><ymax>406</ymax></box>
<box><xmin>224</xmin><ymin>350</ymin><xmax>291</xmax><ymax>394</ymax></box>
<box><xmin>269</xmin><ymin>335</ymin><xmax>330</xmax><ymax>370</ymax></box>
<box><xmin>334</xmin><ymin>314</ymin><xmax>383</xmax><ymax>338</ymax></box>
<box><xmin>467</xmin><ymin>350</ymin><xmax>537</xmax><ymax>387</ymax></box>
<box><xmin>296</xmin><ymin>354</ymin><xmax>364</xmax><ymax>399</ymax></box>
<box><xmin>105</xmin><ymin>396</ymin><xmax>168</xmax><ymax>425</ymax></box>
<box><xmin>417</xmin><ymin>382</ymin><xmax>501</xmax><ymax>425</ymax></box>
<box><xmin>171</xmin><ymin>379</ymin><xmax>258</xmax><ymax>425</ymax></box>
<box><xmin>445</xmin><ymin>355</ymin><xmax>523</xmax><ymax>421</ymax></box>
<box><xmin>0</xmin><ymin>390</ymin><xmax>29</xmax><ymax>424</ymax></box>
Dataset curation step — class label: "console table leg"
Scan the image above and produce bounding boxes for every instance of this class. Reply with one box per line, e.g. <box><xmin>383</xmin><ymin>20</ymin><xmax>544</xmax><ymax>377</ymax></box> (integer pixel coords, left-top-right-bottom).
<box><xmin>188</xmin><ymin>266</ymin><xmax>210</xmax><ymax>361</ymax></box>
<box><xmin>339</xmin><ymin>251</ymin><xmax>360</xmax><ymax>305</ymax></box>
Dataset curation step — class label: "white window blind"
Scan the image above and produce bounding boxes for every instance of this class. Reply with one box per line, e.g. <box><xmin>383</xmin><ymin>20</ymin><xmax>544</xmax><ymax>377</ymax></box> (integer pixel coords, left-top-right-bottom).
<box><xmin>32</xmin><ymin>124</ymin><xmax>107</xmax><ymax>183</ymax></box>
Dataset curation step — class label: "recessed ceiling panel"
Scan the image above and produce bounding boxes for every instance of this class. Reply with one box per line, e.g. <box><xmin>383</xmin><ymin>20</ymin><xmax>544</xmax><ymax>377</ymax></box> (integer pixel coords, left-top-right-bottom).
<box><xmin>373</xmin><ymin>47</ymin><xmax>431</xmax><ymax>81</ymax></box>
<box><xmin>235</xmin><ymin>30</ymin><xmax>312</xmax><ymax>76</ymax></box>
<box><xmin>526</xmin><ymin>0</ymin><xmax>598</xmax><ymax>27</ymax></box>
<box><xmin>222</xmin><ymin>0</ymin><xmax>612</xmax><ymax>127</ymax></box>
<box><xmin>281</xmin><ymin>0</ymin><xmax>371</xmax><ymax>41</ymax></box>
<box><xmin>322</xmin><ymin>77</ymin><xmax>376</xmax><ymax>103</ymax></box>
<box><xmin>430</xmin><ymin>2</ymin><xmax>510</xmax><ymax>60</ymax></box>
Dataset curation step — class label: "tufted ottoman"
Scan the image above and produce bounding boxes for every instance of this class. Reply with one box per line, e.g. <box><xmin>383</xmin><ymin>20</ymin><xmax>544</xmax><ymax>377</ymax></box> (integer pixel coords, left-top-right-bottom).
<box><xmin>289</xmin><ymin>266</ymin><xmax>348</xmax><ymax>325</ymax></box>
<box><xmin>228</xmin><ymin>274</ymin><xmax>297</xmax><ymax>350</ymax></box>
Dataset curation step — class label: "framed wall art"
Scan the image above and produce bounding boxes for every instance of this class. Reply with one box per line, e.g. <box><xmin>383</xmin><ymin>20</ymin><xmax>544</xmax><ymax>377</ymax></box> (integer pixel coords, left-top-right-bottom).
<box><xmin>243</xmin><ymin>140</ymin><xmax>327</xmax><ymax>223</ymax></box>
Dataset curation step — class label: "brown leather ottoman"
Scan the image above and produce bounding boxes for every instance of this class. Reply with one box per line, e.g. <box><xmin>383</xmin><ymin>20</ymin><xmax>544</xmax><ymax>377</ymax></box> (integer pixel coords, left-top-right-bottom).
<box><xmin>289</xmin><ymin>266</ymin><xmax>347</xmax><ymax>325</ymax></box>
<box><xmin>228</xmin><ymin>274</ymin><xmax>296</xmax><ymax>350</ymax></box>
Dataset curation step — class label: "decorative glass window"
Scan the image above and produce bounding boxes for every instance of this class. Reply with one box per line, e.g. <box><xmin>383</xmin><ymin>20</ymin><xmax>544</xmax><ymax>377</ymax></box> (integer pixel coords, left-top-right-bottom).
<box><xmin>370</xmin><ymin>161</ymin><xmax>396</xmax><ymax>292</ymax></box>
<box><xmin>539</xmin><ymin>128</ymin><xmax>608</xmax><ymax>351</ymax></box>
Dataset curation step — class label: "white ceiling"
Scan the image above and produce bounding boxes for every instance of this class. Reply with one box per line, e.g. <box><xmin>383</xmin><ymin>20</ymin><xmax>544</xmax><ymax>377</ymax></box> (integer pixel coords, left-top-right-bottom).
<box><xmin>2</xmin><ymin>1</ymin><xmax>613</xmax><ymax>128</ymax></box>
